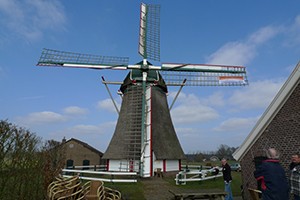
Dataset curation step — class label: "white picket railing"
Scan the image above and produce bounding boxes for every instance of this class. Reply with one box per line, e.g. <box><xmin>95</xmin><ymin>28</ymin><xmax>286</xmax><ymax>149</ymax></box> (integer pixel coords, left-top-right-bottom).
<box><xmin>181</xmin><ymin>165</ymin><xmax>214</xmax><ymax>170</ymax></box>
<box><xmin>175</xmin><ymin>167</ymin><xmax>222</xmax><ymax>185</ymax></box>
<box><xmin>62</xmin><ymin>169</ymin><xmax>137</xmax><ymax>183</ymax></box>
<box><xmin>66</xmin><ymin>164</ymin><xmax>107</xmax><ymax>171</ymax></box>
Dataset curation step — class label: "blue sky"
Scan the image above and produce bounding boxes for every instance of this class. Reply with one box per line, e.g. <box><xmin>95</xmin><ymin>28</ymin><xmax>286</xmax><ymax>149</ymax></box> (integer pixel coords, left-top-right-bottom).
<box><xmin>1</xmin><ymin>0</ymin><xmax>300</xmax><ymax>153</ymax></box>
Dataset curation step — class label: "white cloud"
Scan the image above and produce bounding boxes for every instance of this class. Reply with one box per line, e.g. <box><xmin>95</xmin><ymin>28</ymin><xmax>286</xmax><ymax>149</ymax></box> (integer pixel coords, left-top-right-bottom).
<box><xmin>213</xmin><ymin>117</ymin><xmax>259</xmax><ymax>132</ymax></box>
<box><xmin>248</xmin><ymin>26</ymin><xmax>282</xmax><ymax>45</ymax></box>
<box><xmin>0</xmin><ymin>1</ymin><xmax>23</xmax><ymax>18</ymax></box>
<box><xmin>202</xmin><ymin>91</ymin><xmax>225</xmax><ymax>107</ymax></box>
<box><xmin>68</xmin><ymin>124</ymin><xmax>103</xmax><ymax>135</ymax></box>
<box><xmin>51</xmin><ymin>121</ymin><xmax>116</xmax><ymax>140</ymax></box>
<box><xmin>96</xmin><ymin>98</ymin><xmax>120</xmax><ymax>113</ymax></box>
<box><xmin>172</xmin><ymin>92</ymin><xmax>199</xmax><ymax>102</ymax></box>
<box><xmin>170</xmin><ymin>90</ymin><xmax>225</xmax><ymax>109</ymax></box>
<box><xmin>206</xmin><ymin>25</ymin><xmax>282</xmax><ymax>66</ymax></box>
<box><xmin>0</xmin><ymin>0</ymin><xmax>66</xmax><ymax>42</ymax></box>
<box><xmin>46</xmin><ymin>121</ymin><xmax>117</xmax><ymax>151</ymax></box>
<box><xmin>16</xmin><ymin>106</ymin><xmax>89</xmax><ymax>126</ymax></box>
<box><xmin>175</xmin><ymin>127</ymin><xmax>197</xmax><ymax>137</ymax></box>
<box><xmin>17</xmin><ymin>111</ymin><xmax>67</xmax><ymax>125</ymax></box>
<box><xmin>63</xmin><ymin>106</ymin><xmax>88</xmax><ymax>115</ymax></box>
<box><xmin>228</xmin><ymin>79</ymin><xmax>284</xmax><ymax>110</ymax></box>
<box><xmin>171</xmin><ymin>92</ymin><xmax>219</xmax><ymax>124</ymax></box>
<box><xmin>207</xmin><ymin>42</ymin><xmax>255</xmax><ymax>66</ymax></box>
<box><xmin>283</xmin><ymin>15</ymin><xmax>300</xmax><ymax>47</ymax></box>
<box><xmin>28</xmin><ymin>0</ymin><xmax>66</xmax><ymax>29</ymax></box>
<box><xmin>285</xmin><ymin>63</ymin><xmax>297</xmax><ymax>74</ymax></box>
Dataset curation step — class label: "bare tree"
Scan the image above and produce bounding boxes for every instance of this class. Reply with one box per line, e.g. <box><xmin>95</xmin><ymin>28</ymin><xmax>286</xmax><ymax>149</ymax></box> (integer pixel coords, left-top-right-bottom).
<box><xmin>0</xmin><ymin>120</ymin><xmax>65</xmax><ymax>199</ymax></box>
<box><xmin>216</xmin><ymin>144</ymin><xmax>237</xmax><ymax>160</ymax></box>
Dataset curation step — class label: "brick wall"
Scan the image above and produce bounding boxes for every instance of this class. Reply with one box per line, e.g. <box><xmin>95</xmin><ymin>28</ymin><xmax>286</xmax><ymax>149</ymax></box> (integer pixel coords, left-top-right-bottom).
<box><xmin>240</xmin><ymin>83</ymin><xmax>300</xmax><ymax>199</ymax></box>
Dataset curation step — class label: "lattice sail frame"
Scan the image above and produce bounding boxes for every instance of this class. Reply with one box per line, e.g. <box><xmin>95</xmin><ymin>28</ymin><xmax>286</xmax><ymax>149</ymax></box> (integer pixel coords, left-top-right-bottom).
<box><xmin>161</xmin><ymin>63</ymin><xmax>248</xmax><ymax>86</ymax></box>
<box><xmin>138</xmin><ymin>3</ymin><xmax>160</xmax><ymax>61</ymax></box>
<box><xmin>38</xmin><ymin>48</ymin><xmax>129</xmax><ymax>69</ymax></box>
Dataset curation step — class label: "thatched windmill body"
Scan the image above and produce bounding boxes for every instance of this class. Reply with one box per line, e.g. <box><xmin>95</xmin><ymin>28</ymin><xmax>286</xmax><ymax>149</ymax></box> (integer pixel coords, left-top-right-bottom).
<box><xmin>37</xmin><ymin>3</ymin><xmax>248</xmax><ymax>177</ymax></box>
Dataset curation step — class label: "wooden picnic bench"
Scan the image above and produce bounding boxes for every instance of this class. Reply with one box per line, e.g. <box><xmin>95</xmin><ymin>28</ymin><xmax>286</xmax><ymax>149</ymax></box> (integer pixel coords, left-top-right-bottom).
<box><xmin>169</xmin><ymin>190</ymin><xmax>227</xmax><ymax>200</ymax></box>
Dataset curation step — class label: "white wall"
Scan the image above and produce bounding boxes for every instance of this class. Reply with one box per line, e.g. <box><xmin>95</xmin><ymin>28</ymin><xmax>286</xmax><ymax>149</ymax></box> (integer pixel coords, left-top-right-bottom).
<box><xmin>165</xmin><ymin>160</ymin><xmax>180</xmax><ymax>171</ymax></box>
<box><xmin>108</xmin><ymin>159</ymin><xmax>139</xmax><ymax>172</ymax></box>
<box><xmin>153</xmin><ymin>153</ymin><xmax>180</xmax><ymax>173</ymax></box>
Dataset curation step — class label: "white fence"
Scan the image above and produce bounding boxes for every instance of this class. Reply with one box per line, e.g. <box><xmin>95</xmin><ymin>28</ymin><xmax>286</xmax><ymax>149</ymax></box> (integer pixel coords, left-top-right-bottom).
<box><xmin>175</xmin><ymin>166</ymin><xmax>222</xmax><ymax>185</ymax></box>
<box><xmin>66</xmin><ymin>164</ymin><xmax>107</xmax><ymax>171</ymax></box>
<box><xmin>62</xmin><ymin>168</ymin><xmax>137</xmax><ymax>183</ymax></box>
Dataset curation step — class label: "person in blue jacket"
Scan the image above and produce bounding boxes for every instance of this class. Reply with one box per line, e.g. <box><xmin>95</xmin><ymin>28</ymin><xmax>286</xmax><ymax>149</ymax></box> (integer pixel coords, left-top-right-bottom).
<box><xmin>254</xmin><ymin>148</ymin><xmax>289</xmax><ymax>200</ymax></box>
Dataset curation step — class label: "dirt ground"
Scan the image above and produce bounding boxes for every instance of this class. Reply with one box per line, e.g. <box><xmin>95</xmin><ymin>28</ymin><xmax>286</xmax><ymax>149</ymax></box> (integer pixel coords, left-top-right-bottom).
<box><xmin>142</xmin><ymin>177</ymin><xmax>176</xmax><ymax>200</ymax></box>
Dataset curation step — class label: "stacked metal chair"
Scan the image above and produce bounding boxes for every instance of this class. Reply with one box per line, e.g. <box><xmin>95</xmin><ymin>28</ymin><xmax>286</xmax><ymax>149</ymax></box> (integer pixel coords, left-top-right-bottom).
<box><xmin>97</xmin><ymin>184</ymin><xmax>121</xmax><ymax>200</ymax></box>
<box><xmin>47</xmin><ymin>175</ymin><xmax>121</xmax><ymax>200</ymax></box>
<box><xmin>47</xmin><ymin>175</ymin><xmax>84</xmax><ymax>200</ymax></box>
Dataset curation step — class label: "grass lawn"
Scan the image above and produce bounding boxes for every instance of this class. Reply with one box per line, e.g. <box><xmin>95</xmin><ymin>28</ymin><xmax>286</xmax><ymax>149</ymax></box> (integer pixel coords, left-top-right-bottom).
<box><xmin>166</xmin><ymin>171</ymin><xmax>242</xmax><ymax>196</ymax></box>
<box><xmin>104</xmin><ymin>171</ymin><xmax>242</xmax><ymax>199</ymax></box>
<box><xmin>105</xmin><ymin>181</ymin><xmax>145</xmax><ymax>200</ymax></box>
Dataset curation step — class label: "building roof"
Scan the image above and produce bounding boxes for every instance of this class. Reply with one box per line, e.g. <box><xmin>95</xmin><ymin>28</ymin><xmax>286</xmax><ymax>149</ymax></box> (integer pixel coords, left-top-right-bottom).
<box><xmin>233</xmin><ymin>62</ymin><xmax>300</xmax><ymax>161</ymax></box>
<box><xmin>65</xmin><ymin>138</ymin><xmax>103</xmax><ymax>156</ymax></box>
<box><xmin>151</xmin><ymin>87</ymin><xmax>185</xmax><ymax>159</ymax></box>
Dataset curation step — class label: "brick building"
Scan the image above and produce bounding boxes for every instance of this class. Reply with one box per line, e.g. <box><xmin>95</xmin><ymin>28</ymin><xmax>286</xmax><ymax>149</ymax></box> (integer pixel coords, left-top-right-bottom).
<box><xmin>233</xmin><ymin>62</ymin><xmax>300</xmax><ymax>199</ymax></box>
<box><xmin>63</xmin><ymin>138</ymin><xmax>104</xmax><ymax>168</ymax></box>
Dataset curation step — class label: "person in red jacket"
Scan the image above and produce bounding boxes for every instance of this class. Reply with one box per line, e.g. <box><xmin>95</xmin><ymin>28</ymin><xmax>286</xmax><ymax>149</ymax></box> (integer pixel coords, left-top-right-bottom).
<box><xmin>254</xmin><ymin>148</ymin><xmax>289</xmax><ymax>200</ymax></box>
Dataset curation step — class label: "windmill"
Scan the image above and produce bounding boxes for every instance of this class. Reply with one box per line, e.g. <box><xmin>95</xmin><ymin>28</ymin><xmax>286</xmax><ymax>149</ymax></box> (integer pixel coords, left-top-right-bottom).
<box><xmin>37</xmin><ymin>3</ymin><xmax>248</xmax><ymax>177</ymax></box>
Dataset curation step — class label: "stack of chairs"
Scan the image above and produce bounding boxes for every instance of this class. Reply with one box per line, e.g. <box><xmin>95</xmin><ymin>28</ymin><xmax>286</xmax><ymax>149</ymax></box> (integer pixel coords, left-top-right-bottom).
<box><xmin>97</xmin><ymin>184</ymin><xmax>121</xmax><ymax>200</ymax></box>
<box><xmin>47</xmin><ymin>175</ymin><xmax>84</xmax><ymax>200</ymax></box>
<box><xmin>47</xmin><ymin>175</ymin><xmax>121</xmax><ymax>200</ymax></box>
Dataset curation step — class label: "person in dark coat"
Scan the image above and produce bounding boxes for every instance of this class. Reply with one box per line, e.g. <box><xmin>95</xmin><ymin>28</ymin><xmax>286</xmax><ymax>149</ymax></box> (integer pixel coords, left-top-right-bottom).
<box><xmin>289</xmin><ymin>153</ymin><xmax>300</xmax><ymax>200</ymax></box>
<box><xmin>221</xmin><ymin>158</ymin><xmax>233</xmax><ymax>200</ymax></box>
<box><xmin>254</xmin><ymin>148</ymin><xmax>289</xmax><ymax>200</ymax></box>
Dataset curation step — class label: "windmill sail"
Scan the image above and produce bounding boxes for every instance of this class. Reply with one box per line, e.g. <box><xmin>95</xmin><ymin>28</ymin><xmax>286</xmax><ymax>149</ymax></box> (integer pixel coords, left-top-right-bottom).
<box><xmin>37</xmin><ymin>48</ymin><xmax>129</xmax><ymax>70</ymax></box>
<box><xmin>138</xmin><ymin>3</ymin><xmax>160</xmax><ymax>61</ymax></box>
<box><xmin>161</xmin><ymin>63</ymin><xmax>248</xmax><ymax>86</ymax></box>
